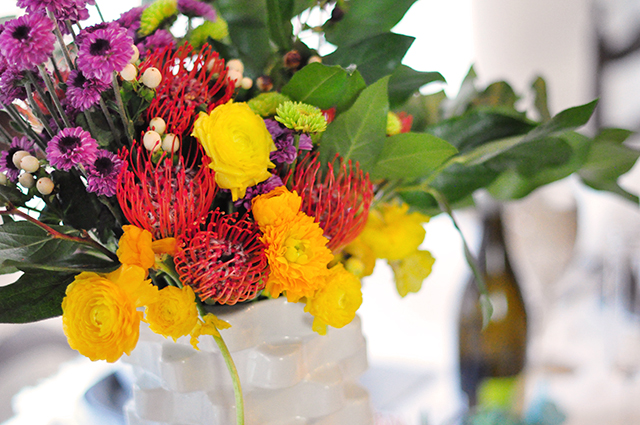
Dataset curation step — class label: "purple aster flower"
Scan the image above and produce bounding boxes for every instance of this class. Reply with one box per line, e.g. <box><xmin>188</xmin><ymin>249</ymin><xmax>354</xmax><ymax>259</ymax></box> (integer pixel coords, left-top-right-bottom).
<box><xmin>65</xmin><ymin>69</ymin><xmax>110</xmax><ymax>111</ymax></box>
<box><xmin>234</xmin><ymin>175</ymin><xmax>284</xmax><ymax>210</ymax></box>
<box><xmin>265</xmin><ymin>118</ymin><xmax>307</xmax><ymax>164</ymax></box>
<box><xmin>117</xmin><ymin>5</ymin><xmax>146</xmax><ymax>41</ymax></box>
<box><xmin>0</xmin><ymin>136</ymin><xmax>35</xmax><ymax>182</ymax></box>
<box><xmin>0</xmin><ymin>13</ymin><xmax>55</xmax><ymax>70</ymax></box>
<box><xmin>46</xmin><ymin>126</ymin><xmax>98</xmax><ymax>171</ymax></box>
<box><xmin>0</xmin><ymin>67</ymin><xmax>28</xmax><ymax>105</ymax></box>
<box><xmin>85</xmin><ymin>150</ymin><xmax>123</xmax><ymax>197</ymax></box>
<box><xmin>177</xmin><ymin>0</ymin><xmax>216</xmax><ymax>21</ymax></box>
<box><xmin>137</xmin><ymin>30</ymin><xmax>175</xmax><ymax>56</ymax></box>
<box><xmin>77</xmin><ymin>23</ymin><xmax>133</xmax><ymax>81</ymax></box>
<box><xmin>17</xmin><ymin>0</ymin><xmax>75</xmax><ymax>14</ymax></box>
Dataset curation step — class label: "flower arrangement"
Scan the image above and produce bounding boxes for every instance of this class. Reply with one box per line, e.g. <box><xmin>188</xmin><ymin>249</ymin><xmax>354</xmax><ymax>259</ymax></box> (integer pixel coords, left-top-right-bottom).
<box><xmin>0</xmin><ymin>0</ymin><xmax>638</xmax><ymax>423</ymax></box>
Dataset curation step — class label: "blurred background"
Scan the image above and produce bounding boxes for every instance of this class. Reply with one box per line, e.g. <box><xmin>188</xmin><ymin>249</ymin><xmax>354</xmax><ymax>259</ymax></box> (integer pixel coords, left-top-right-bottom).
<box><xmin>1</xmin><ymin>0</ymin><xmax>640</xmax><ymax>424</ymax></box>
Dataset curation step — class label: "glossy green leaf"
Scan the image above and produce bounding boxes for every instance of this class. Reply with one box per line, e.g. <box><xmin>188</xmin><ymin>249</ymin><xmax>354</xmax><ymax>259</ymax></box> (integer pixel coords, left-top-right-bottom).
<box><xmin>429</xmin><ymin>163</ymin><xmax>500</xmax><ymax>205</ymax></box>
<box><xmin>0</xmin><ymin>270</ymin><xmax>74</xmax><ymax>323</ymax></box>
<box><xmin>323</xmin><ymin>33</ymin><xmax>415</xmax><ymax>84</ymax></box>
<box><xmin>0</xmin><ymin>185</ymin><xmax>31</xmax><ymax>207</ymax></box>
<box><xmin>388</xmin><ymin>65</ymin><xmax>445</xmax><ymax>108</ymax></box>
<box><xmin>266</xmin><ymin>0</ymin><xmax>294</xmax><ymax>51</ymax></box>
<box><xmin>52</xmin><ymin>169</ymin><xmax>102</xmax><ymax>231</ymax></box>
<box><xmin>487</xmin><ymin>136</ymin><xmax>573</xmax><ymax>177</ymax></box>
<box><xmin>427</xmin><ymin>111</ymin><xmax>534</xmax><ymax>153</ymax></box>
<box><xmin>473</xmin><ymin>81</ymin><xmax>518</xmax><ymax>110</ymax></box>
<box><xmin>319</xmin><ymin>76</ymin><xmax>390</xmax><ymax>171</ymax></box>
<box><xmin>281</xmin><ymin>63</ymin><xmax>366</xmax><ymax>111</ymax></box>
<box><xmin>323</xmin><ymin>0</ymin><xmax>417</xmax><ymax>46</ymax></box>
<box><xmin>532</xmin><ymin>76</ymin><xmax>551</xmax><ymax>122</ymax></box>
<box><xmin>371</xmin><ymin>132</ymin><xmax>458</xmax><ymax>180</ymax></box>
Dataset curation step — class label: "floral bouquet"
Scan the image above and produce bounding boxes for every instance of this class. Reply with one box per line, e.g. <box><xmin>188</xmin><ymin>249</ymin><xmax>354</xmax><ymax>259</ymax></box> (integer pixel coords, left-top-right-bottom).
<box><xmin>0</xmin><ymin>0</ymin><xmax>638</xmax><ymax>422</ymax></box>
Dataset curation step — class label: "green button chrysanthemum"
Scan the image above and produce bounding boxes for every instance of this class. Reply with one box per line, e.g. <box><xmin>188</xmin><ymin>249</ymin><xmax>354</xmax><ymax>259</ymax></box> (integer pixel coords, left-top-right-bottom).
<box><xmin>188</xmin><ymin>18</ymin><xmax>229</xmax><ymax>49</ymax></box>
<box><xmin>139</xmin><ymin>0</ymin><xmax>178</xmax><ymax>37</ymax></box>
<box><xmin>247</xmin><ymin>92</ymin><xmax>291</xmax><ymax>117</ymax></box>
<box><xmin>275</xmin><ymin>101</ymin><xmax>327</xmax><ymax>134</ymax></box>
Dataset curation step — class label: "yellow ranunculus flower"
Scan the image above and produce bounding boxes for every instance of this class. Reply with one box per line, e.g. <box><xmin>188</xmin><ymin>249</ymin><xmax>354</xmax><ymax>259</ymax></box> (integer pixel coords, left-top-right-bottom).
<box><xmin>305</xmin><ymin>263</ymin><xmax>363</xmax><ymax>335</ymax></box>
<box><xmin>146</xmin><ymin>285</ymin><xmax>200</xmax><ymax>341</ymax></box>
<box><xmin>192</xmin><ymin>102</ymin><xmax>276</xmax><ymax>201</ymax></box>
<box><xmin>251</xmin><ymin>186</ymin><xmax>302</xmax><ymax>228</ymax></box>
<box><xmin>341</xmin><ymin>237</ymin><xmax>377</xmax><ymax>279</ymax></box>
<box><xmin>62</xmin><ymin>266</ymin><xmax>153</xmax><ymax>362</ymax></box>
<box><xmin>390</xmin><ymin>249</ymin><xmax>436</xmax><ymax>297</ymax></box>
<box><xmin>117</xmin><ymin>225</ymin><xmax>155</xmax><ymax>270</ymax></box>
<box><xmin>358</xmin><ymin>201</ymin><xmax>430</xmax><ymax>261</ymax></box>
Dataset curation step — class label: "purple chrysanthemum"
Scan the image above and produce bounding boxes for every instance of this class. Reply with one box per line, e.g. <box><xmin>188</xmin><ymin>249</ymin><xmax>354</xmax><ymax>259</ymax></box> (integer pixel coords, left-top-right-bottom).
<box><xmin>77</xmin><ymin>23</ymin><xmax>133</xmax><ymax>80</ymax></box>
<box><xmin>177</xmin><ymin>0</ymin><xmax>216</xmax><ymax>21</ymax></box>
<box><xmin>46</xmin><ymin>126</ymin><xmax>98</xmax><ymax>171</ymax></box>
<box><xmin>117</xmin><ymin>5</ymin><xmax>146</xmax><ymax>41</ymax></box>
<box><xmin>0</xmin><ymin>136</ymin><xmax>35</xmax><ymax>182</ymax></box>
<box><xmin>17</xmin><ymin>0</ymin><xmax>74</xmax><ymax>13</ymax></box>
<box><xmin>0</xmin><ymin>67</ymin><xmax>28</xmax><ymax>105</ymax></box>
<box><xmin>65</xmin><ymin>69</ymin><xmax>110</xmax><ymax>111</ymax></box>
<box><xmin>0</xmin><ymin>13</ymin><xmax>55</xmax><ymax>70</ymax></box>
<box><xmin>137</xmin><ymin>30</ymin><xmax>175</xmax><ymax>56</ymax></box>
<box><xmin>85</xmin><ymin>150</ymin><xmax>123</xmax><ymax>197</ymax></box>
<box><xmin>234</xmin><ymin>175</ymin><xmax>284</xmax><ymax>210</ymax></box>
<box><xmin>264</xmin><ymin>119</ymin><xmax>313</xmax><ymax>164</ymax></box>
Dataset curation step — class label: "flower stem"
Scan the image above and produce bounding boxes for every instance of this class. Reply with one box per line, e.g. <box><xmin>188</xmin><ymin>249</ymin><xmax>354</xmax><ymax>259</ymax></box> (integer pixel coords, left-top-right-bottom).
<box><xmin>3</xmin><ymin>103</ymin><xmax>45</xmax><ymax>146</ymax></box>
<box><xmin>47</xmin><ymin>8</ymin><xmax>75</xmax><ymax>71</ymax></box>
<box><xmin>26</xmin><ymin>70</ymin><xmax>64</xmax><ymax>133</ymax></box>
<box><xmin>111</xmin><ymin>73</ymin><xmax>134</xmax><ymax>145</ymax></box>
<box><xmin>24</xmin><ymin>83</ymin><xmax>55</xmax><ymax>139</ymax></box>
<box><xmin>93</xmin><ymin>1</ymin><xmax>106</xmax><ymax>23</ymax></box>
<box><xmin>37</xmin><ymin>65</ymin><xmax>72</xmax><ymax>128</ymax></box>
<box><xmin>98</xmin><ymin>98</ymin><xmax>122</xmax><ymax>147</ymax></box>
<box><xmin>0</xmin><ymin>123</ymin><xmax>12</xmax><ymax>144</ymax></box>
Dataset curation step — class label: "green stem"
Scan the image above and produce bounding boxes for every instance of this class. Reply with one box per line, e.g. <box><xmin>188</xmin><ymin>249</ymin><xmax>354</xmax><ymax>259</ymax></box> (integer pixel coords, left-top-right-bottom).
<box><xmin>93</xmin><ymin>1</ymin><xmax>106</xmax><ymax>23</ymax></box>
<box><xmin>0</xmin><ymin>123</ymin><xmax>12</xmax><ymax>144</ymax></box>
<box><xmin>37</xmin><ymin>65</ymin><xmax>72</xmax><ymax>128</ymax></box>
<box><xmin>426</xmin><ymin>187</ymin><xmax>493</xmax><ymax>329</ymax></box>
<box><xmin>47</xmin><ymin>8</ymin><xmax>75</xmax><ymax>71</ymax></box>
<box><xmin>4</xmin><ymin>103</ymin><xmax>45</xmax><ymax>146</ymax></box>
<box><xmin>99</xmin><ymin>98</ymin><xmax>121</xmax><ymax>147</ymax></box>
<box><xmin>0</xmin><ymin>205</ymin><xmax>119</xmax><ymax>262</ymax></box>
<box><xmin>196</xmin><ymin>303</ymin><xmax>245</xmax><ymax>425</ymax></box>
<box><xmin>111</xmin><ymin>73</ymin><xmax>134</xmax><ymax>145</ymax></box>
<box><xmin>24</xmin><ymin>78</ymin><xmax>56</xmax><ymax>139</ymax></box>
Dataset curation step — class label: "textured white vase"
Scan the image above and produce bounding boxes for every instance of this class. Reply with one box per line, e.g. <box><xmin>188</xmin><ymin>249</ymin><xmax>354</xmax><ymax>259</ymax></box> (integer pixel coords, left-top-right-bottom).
<box><xmin>122</xmin><ymin>297</ymin><xmax>373</xmax><ymax>425</ymax></box>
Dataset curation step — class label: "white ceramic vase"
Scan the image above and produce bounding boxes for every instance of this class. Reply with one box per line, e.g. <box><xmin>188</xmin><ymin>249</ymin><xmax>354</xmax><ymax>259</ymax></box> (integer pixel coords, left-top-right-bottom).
<box><xmin>122</xmin><ymin>297</ymin><xmax>374</xmax><ymax>425</ymax></box>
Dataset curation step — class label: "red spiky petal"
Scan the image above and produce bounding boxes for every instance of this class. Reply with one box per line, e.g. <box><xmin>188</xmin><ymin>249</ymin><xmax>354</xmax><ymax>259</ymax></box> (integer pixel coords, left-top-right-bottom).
<box><xmin>139</xmin><ymin>43</ymin><xmax>235</xmax><ymax>136</ymax></box>
<box><xmin>289</xmin><ymin>152</ymin><xmax>374</xmax><ymax>252</ymax></box>
<box><xmin>174</xmin><ymin>210</ymin><xmax>269</xmax><ymax>305</ymax></box>
<box><xmin>116</xmin><ymin>144</ymin><xmax>217</xmax><ymax>240</ymax></box>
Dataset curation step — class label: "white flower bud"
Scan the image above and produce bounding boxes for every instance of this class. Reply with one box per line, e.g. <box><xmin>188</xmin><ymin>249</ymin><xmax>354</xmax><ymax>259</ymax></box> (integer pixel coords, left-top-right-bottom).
<box><xmin>308</xmin><ymin>55</ymin><xmax>322</xmax><ymax>64</ymax></box>
<box><xmin>161</xmin><ymin>133</ymin><xmax>180</xmax><ymax>153</ymax></box>
<box><xmin>227</xmin><ymin>59</ymin><xmax>244</xmax><ymax>74</ymax></box>
<box><xmin>0</xmin><ymin>172</ymin><xmax>7</xmax><ymax>186</ymax></box>
<box><xmin>130</xmin><ymin>44</ymin><xmax>140</xmax><ymax>63</ymax></box>
<box><xmin>12</xmin><ymin>150</ymin><xmax>29</xmax><ymax>168</ymax></box>
<box><xmin>19</xmin><ymin>172</ymin><xmax>35</xmax><ymax>189</ymax></box>
<box><xmin>20</xmin><ymin>155</ymin><xmax>39</xmax><ymax>173</ymax></box>
<box><xmin>143</xmin><ymin>130</ymin><xmax>162</xmax><ymax>152</ymax></box>
<box><xmin>241</xmin><ymin>77</ymin><xmax>253</xmax><ymax>90</ymax></box>
<box><xmin>36</xmin><ymin>177</ymin><xmax>54</xmax><ymax>195</ymax></box>
<box><xmin>120</xmin><ymin>63</ymin><xmax>138</xmax><ymax>81</ymax></box>
<box><xmin>149</xmin><ymin>117</ymin><xmax>167</xmax><ymax>135</ymax></box>
<box><xmin>142</xmin><ymin>67</ymin><xmax>162</xmax><ymax>89</ymax></box>
<box><xmin>227</xmin><ymin>69</ymin><xmax>242</xmax><ymax>84</ymax></box>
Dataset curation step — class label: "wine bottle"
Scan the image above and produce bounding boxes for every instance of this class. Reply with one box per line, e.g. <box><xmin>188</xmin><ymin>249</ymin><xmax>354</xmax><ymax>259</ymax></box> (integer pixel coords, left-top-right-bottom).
<box><xmin>458</xmin><ymin>202</ymin><xmax>528</xmax><ymax>408</ymax></box>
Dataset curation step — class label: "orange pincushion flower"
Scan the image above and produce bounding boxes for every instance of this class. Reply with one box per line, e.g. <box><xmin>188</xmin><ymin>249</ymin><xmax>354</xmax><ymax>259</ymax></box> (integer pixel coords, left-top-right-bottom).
<box><xmin>117</xmin><ymin>146</ymin><xmax>217</xmax><ymax>240</ymax></box>
<box><xmin>174</xmin><ymin>210</ymin><xmax>269</xmax><ymax>305</ymax></box>
<box><xmin>289</xmin><ymin>152</ymin><xmax>373</xmax><ymax>252</ymax></box>
<box><xmin>139</xmin><ymin>43</ymin><xmax>234</xmax><ymax>136</ymax></box>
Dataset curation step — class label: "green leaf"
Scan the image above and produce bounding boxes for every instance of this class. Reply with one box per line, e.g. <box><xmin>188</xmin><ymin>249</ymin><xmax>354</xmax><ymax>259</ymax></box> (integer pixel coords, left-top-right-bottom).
<box><xmin>266</xmin><ymin>0</ymin><xmax>294</xmax><ymax>51</ymax></box>
<box><xmin>472</xmin><ymin>81</ymin><xmax>518</xmax><ymax>110</ymax></box>
<box><xmin>323</xmin><ymin>0</ymin><xmax>418</xmax><ymax>47</ymax></box>
<box><xmin>427</xmin><ymin>110</ymin><xmax>535</xmax><ymax>153</ymax></box>
<box><xmin>323</xmin><ymin>33</ymin><xmax>415</xmax><ymax>84</ymax></box>
<box><xmin>532</xmin><ymin>76</ymin><xmax>551</xmax><ymax>122</ymax></box>
<box><xmin>0</xmin><ymin>270</ymin><xmax>75</xmax><ymax>323</ymax></box>
<box><xmin>0</xmin><ymin>220</ymin><xmax>118</xmax><ymax>273</ymax></box>
<box><xmin>281</xmin><ymin>63</ymin><xmax>366</xmax><ymax>111</ymax></box>
<box><xmin>400</xmin><ymin>90</ymin><xmax>448</xmax><ymax>131</ymax></box>
<box><xmin>52</xmin><ymin>169</ymin><xmax>102</xmax><ymax>230</ymax></box>
<box><xmin>0</xmin><ymin>185</ymin><xmax>31</xmax><ymax>207</ymax></box>
<box><xmin>429</xmin><ymin>162</ymin><xmax>500</xmax><ymax>205</ymax></box>
<box><xmin>371</xmin><ymin>132</ymin><xmax>458</xmax><ymax>180</ymax></box>
<box><xmin>578</xmin><ymin>128</ymin><xmax>640</xmax><ymax>203</ymax></box>
<box><xmin>319</xmin><ymin>76</ymin><xmax>390</xmax><ymax>171</ymax></box>
<box><xmin>487</xmin><ymin>136</ymin><xmax>574</xmax><ymax>177</ymax></box>
<box><xmin>388</xmin><ymin>65</ymin><xmax>445</xmax><ymax>108</ymax></box>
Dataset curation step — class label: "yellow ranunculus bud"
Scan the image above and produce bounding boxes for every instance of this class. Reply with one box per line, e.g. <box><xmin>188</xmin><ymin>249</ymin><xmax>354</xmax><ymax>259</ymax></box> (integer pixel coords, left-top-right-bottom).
<box><xmin>117</xmin><ymin>225</ymin><xmax>155</xmax><ymax>270</ymax></box>
<box><xmin>190</xmin><ymin>313</ymin><xmax>232</xmax><ymax>350</ymax></box>
<box><xmin>146</xmin><ymin>285</ymin><xmax>200</xmax><ymax>341</ymax></box>
<box><xmin>390</xmin><ymin>249</ymin><xmax>435</xmax><ymax>297</ymax></box>
<box><xmin>192</xmin><ymin>102</ymin><xmax>276</xmax><ymax>201</ymax></box>
<box><xmin>305</xmin><ymin>263</ymin><xmax>363</xmax><ymax>335</ymax></box>
<box><xmin>358</xmin><ymin>201</ymin><xmax>430</xmax><ymax>261</ymax></box>
<box><xmin>62</xmin><ymin>268</ymin><xmax>148</xmax><ymax>362</ymax></box>
<box><xmin>251</xmin><ymin>186</ymin><xmax>302</xmax><ymax>228</ymax></box>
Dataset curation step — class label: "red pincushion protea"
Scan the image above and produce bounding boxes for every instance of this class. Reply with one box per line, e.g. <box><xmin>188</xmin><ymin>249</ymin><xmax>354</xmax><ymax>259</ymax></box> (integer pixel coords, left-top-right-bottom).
<box><xmin>174</xmin><ymin>210</ymin><xmax>269</xmax><ymax>305</ymax></box>
<box><xmin>289</xmin><ymin>152</ymin><xmax>374</xmax><ymax>252</ymax></box>
<box><xmin>139</xmin><ymin>43</ymin><xmax>234</xmax><ymax>136</ymax></box>
<box><xmin>116</xmin><ymin>145</ymin><xmax>217</xmax><ymax>240</ymax></box>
